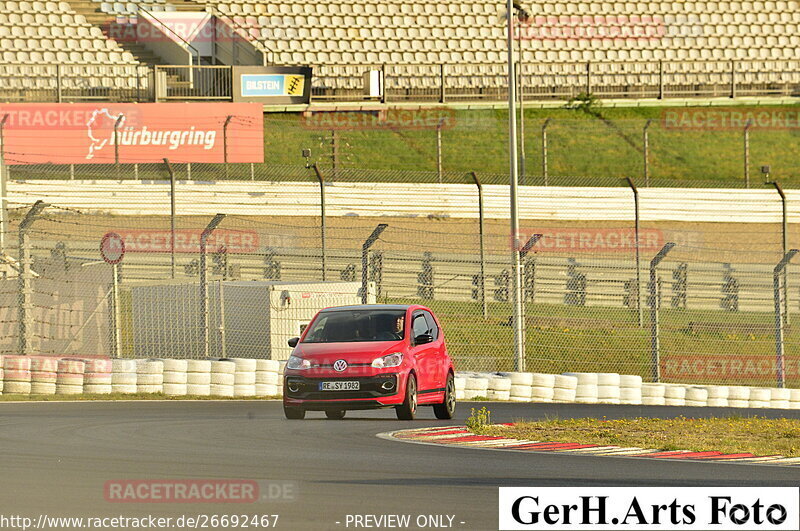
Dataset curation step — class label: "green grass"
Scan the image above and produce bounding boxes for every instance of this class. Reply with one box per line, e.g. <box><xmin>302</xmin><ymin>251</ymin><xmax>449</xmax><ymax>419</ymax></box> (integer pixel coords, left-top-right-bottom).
<box><xmin>383</xmin><ymin>297</ymin><xmax>799</xmax><ymax>386</ymax></box>
<box><xmin>475</xmin><ymin>416</ymin><xmax>800</xmax><ymax>457</ymax></box>
<box><xmin>11</xmin><ymin>104</ymin><xmax>800</xmax><ymax>186</ymax></box>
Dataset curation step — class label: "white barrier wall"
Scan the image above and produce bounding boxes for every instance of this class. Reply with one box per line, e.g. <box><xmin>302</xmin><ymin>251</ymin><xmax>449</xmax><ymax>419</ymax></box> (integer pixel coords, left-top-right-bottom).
<box><xmin>8</xmin><ymin>181</ymin><xmax>799</xmax><ymax>222</ymax></box>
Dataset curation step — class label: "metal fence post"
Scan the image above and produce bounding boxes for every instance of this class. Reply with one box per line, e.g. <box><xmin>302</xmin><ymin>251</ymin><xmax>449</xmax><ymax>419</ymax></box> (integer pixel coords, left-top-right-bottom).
<box><xmin>768</xmin><ymin>180</ymin><xmax>790</xmax><ymax>325</ymax></box>
<box><xmin>626</xmin><ymin>177</ymin><xmax>644</xmax><ymax>327</ymax></box>
<box><xmin>774</xmin><ymin>250</ymin><xmax>798</xmax><ymax>388</ymax></box>
<box><xmin>0</xmin><ymin>114</ymin><xmax>9</xmax><ymax>254</ymax></box>
<box><xmin>223</xmin><ymin>115</ymin><xmax>232</xmax><ymax>179</ymax></box>
<box><xmin>218</xmin><ymin>279</ymin><xmax>226</xmax><ymax>359</ymax></box>
<box><xmin>541</xmin><ymin>118</ymin><xmax>551</xmax><ymax>186</ymax></box>
<box><xmin>471</xmin><ymin>172</ymin><xmax>487</xmax><ymax>319</ymax></box>
<box><xmin>585</xmin><ymin>61</ymin><xmax>592</xmax><ymax>94</ymax></box>
<box><xmin>517</xmin><ymin>61</ymin><xmax>527</xmax><ymax>185</ymax></box>
<box><xmin>200</xmin><ymin>213</ymin><xmax>225</xmax><ymax>358</ymax></box>
<box><xmin>17</xmin><ymin>201</ymin><xmax>48</xmax><ymax>355</ymax></box>
<box><xmin>111</xmin><ymin>263</ymin><xmax>121</xmax><ymax>358</ymax></box>
<box><xmin>163</xmin><ymin>158</ymin><xmax>176</xmax><ymax>279</ymax></box>
<box><xmin>312</xmin><ymin>164</ymin><xmax>327</xmax><ymax>281</ymax></box>
<box><xmin>744</xmin><ymin>120</ymin><xmax>752</xmax><ymax>188</ymax></box>
<box><xmin>649</xmin><ymin>242</ymin><xmax>676</xmax><ymax>382</ymax></box>
<box><xmin>643</xmin><ymin>119</ymin><xmax>652</xmax><ymax>187</ymax></box>
<box><xmin>730</xmin><ymin>60</ymin><xmax>736</xmax><ymax>98</ymax></box>
<box><xmin>114</xmin><ymin>114</ymin><xmax>124</xmax><ymax>178</ymax></box>
<box><xmin>56</xmin><ymin>64</ymin><xmax>62</xmax><ymax>103</ymax></box>
<box><xmin>361</xmin><ymin>224</ymin><xmax>388</xmax><ymax>304</ymax></box>
<box><xmin>436</xmin><ymin>121</ymin><xmax>443</xmax><ymax>183</ymax></box>
<box><xmin>439</xmin><ymin>64</ymin><xmax>446</xmax><ymax>104</ymax></box>
<box><xmin>658</xmin><ymin>60</ymin><xmax>664</xmax><ymax>99</ymax></box>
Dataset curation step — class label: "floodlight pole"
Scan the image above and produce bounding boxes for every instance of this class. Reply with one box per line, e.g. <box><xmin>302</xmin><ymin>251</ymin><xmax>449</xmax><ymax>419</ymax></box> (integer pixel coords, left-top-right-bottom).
<box><xmin>313</xmin><ymin>163</ymin><xmax>327</xmax><ymax>281</ymax></box>
<box><xmin>471</xmin><ymin>172</ymin><xmax>487</xmax><ymax>319</ymax></box>
<box><xmin>18</xmin><ymin>200</ymin><xmax>48</xmax><ymax>355</ymax></box>
<box><xmin>163</xmin><ymin>158</ymin><xmax>176</xmax><ymax>279</ymax></box>
<box><xmin>768</xmin><ymin>181</ymin><xmax>790</xmax><ymax>326</ymax></box>
<box><xmin>200</xmin><ymin>213</ymin><xmax>225</xmax><ymax>358</ymax></box>
<box><xmin>361</xmin><ymin>224</ymin><xmax>387</xmax><ymax>304</ymax></box>
<box><xmin>507</xmin><ymin>0</ymin><xmax>525</xmax><ymax>372</ymax></box>
<box><xmin>649</xmin><ymin>242</ymin><xmax>676</xmax><ymax>382</ymax></box>
<box><xmin>626</xmin><ymin>177</ymin><xmax>644</xmax><ymax>327</ymax></box>
<box><xmin>774</xmin><ymin>250</ymin><xmax>799</xmax><ymax>388</ymax></box>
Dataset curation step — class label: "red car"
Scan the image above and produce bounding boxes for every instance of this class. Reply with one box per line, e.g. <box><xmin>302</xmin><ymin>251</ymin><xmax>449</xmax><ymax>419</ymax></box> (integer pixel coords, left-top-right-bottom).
<box><xmin>283</xmin><ymin>304</ymin><xmax>456</xmax><ymax>420</ymax></box>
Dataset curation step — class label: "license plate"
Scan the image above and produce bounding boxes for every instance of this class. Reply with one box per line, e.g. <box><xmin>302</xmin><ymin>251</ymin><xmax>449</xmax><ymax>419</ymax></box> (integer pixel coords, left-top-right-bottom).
<box><xmin>320</xmin><ymin>381</ymin><xmax>360</xmax><ymax>391</ymax></box>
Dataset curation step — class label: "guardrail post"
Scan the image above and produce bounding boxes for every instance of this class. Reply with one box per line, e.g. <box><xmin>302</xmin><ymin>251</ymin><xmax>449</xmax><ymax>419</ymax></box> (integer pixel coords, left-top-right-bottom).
<box><xmin>471</xmin><ymin>172</ymin><xmax>487</xmax><ymax>319</ymax></box>
<box><xmin>200</xmin><ymin>214</ymin><xmax>225</xmax><ymax>358</ymax></box>
<box><xmin>649</xmin><ymin>242</ymin><xmax>676</xmax><ymax>382</ymax></box>
<box><xmin>626</xmin><ymin>177</ymin><xmax>644</xmax><ymax>328</ymax></box>
<box><xmin>774</xmin><ymin>250</ymin><xmax>798</xmax><ymax>388</ymax></box>
<box><xmin>313</xmin><ymin>164</ymin><xmax>327</xmax><ymax>281</ymax></box>
<box><xmin>18</xmin><ymin>201</ymin><xmax>48</xmax><ymax>355</ymax></box>
<box><xmin>163</xmin><ymin>158</ymin><xmax>177</xmax><ymax>279</ymax></box>
<box><xmin>361</xmin><ymin>224</ymin><xmax>388</xmax><ymax>304</ymax></box>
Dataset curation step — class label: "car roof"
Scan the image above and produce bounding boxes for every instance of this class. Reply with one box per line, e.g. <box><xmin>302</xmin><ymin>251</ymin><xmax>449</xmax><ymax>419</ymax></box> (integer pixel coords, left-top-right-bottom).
<box><xmin>320</xmin><ymin>304</ymin><xmax>417</xmax><ymax>313</ymax></box>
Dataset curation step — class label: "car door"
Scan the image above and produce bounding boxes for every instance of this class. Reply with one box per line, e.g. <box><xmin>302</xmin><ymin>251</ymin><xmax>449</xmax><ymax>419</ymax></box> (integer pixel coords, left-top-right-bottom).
<box><xmin>409</xmin><ymin>311</ymin><xmax>437</xmax><ymax>392</ymax></box>
<box><xmin>422</xmin><ymin>310</ymin><xmax>444</xmax><ymax>389</ymax></box>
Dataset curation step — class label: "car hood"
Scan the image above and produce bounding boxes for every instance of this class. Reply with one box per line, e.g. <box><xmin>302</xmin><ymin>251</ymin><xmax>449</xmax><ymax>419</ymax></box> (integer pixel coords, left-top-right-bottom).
<box><xmin>293</xmin><ymin>340</ymin><xmax>405</xmax><ymax>364</ymax></box>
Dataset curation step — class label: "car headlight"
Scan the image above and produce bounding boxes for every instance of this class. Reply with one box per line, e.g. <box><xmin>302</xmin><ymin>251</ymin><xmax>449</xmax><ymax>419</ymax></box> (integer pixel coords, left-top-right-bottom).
<box><xmin>286</xmin><ymin>356</ymin><xmax>312</xmax><ymax>370</ymax></box>
<box><xmin>372</xmin><ymin>352</ymin><xmax>403</xmax><ymax>369</ymax></box>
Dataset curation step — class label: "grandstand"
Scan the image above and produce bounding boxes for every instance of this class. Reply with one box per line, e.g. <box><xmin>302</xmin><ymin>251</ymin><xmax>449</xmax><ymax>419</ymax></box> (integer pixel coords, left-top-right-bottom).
<box><xmin>0</xmin><ymin>0</ymin><xmax>798</xmax><ymax>101</ymax></box>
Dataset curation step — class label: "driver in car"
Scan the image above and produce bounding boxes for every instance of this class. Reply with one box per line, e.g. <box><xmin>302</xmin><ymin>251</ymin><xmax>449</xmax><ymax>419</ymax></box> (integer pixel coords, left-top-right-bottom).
<box><xmin>376</xmin><ymin>315</ymin><xmax>404</xmax><ymax>341</ymax></box>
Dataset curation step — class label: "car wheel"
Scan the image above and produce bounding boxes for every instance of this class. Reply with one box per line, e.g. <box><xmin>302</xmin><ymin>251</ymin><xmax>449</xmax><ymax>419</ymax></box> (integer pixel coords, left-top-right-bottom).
<box><xmin>325</xmin><ymin>409</ymin><xmax>346</xmax><ymax>420</ymax></box>
<box><xmin>283</xmin><ymin>405</ymin><xmax>305</xmax><ymax>420</ymax></box>
<box><xmin>433</xmin><ymin>373</ymin><xmax>456</xmax><ymax>420</ymax></box>
<box><xmin>395</xmin><ymin>373</ymin><xmax>417</xmax><ymax>420</ymax></box>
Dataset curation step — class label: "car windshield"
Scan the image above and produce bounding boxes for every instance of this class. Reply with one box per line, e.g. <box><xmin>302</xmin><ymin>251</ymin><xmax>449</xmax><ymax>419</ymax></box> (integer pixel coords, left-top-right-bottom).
<box><xmin>302</xmin><ymin>309</ymin><xmax>406</xmax><ymax>343</ymax></box>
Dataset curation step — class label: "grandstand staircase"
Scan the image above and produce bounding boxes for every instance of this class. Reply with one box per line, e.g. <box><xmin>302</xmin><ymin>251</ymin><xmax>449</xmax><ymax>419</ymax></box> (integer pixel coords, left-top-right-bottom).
<box><xmin>66</xmin><ymin>0</ymin><xmax>207</xmax><ymax>67</ymax></box>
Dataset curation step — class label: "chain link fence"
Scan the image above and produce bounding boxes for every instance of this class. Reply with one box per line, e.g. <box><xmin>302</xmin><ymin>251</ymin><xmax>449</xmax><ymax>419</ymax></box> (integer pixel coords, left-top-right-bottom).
<box><xmin>3</xmin><ymin>185</ymin><xmax>799</xmax><ymax>389</ymax></box>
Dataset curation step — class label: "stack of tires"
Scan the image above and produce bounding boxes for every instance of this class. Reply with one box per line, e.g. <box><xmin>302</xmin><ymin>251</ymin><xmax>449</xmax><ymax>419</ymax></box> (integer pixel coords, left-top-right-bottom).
<box><xmin>210</xmin><ymin>359</ymin><xmax>235</xmax><ymax>397</ymax></box>
<box><xmin>31</xmin><ymin>357</ymin><xmax>57</xmax><ymax>395</ymax></box>
<box><xmin>553</xmin><ymin>374</ymin><xmax>578</xmax><ymax>403</ymax></box>
<box><xmin>463</xmin><ymin>375</ymin><xmax>489</xmax><ymax>399</ymax></box>
<box><xmin>256</xmin><ymin>360</ymin><xmax>280</xmax><ymax>397</ymax></box>
<box><xmin>790</xmin><ymin>389</ymin><xmax>800</xmax><ymax>410</ymax></box>
<box><xmin>641</xmin><ymin>383</ymin><xmax>666</xmax><ymax>405</ymax></box>
<box><xmin>748</xmin><ymin>388</ymin><xmax>771</xmax><ymax>408</ymax></box>
<box><xmin>619</xmin><ymin>375</ymin><xmax>642</xmax><ymax>405</ymax></box>
<box><xmin>111</xmin><ymin>359</ymin><xmax>137</xmax><ymax>394</ymax></box>
<box><xmin>186</xmin><ymin>360</ymin><xmax>212</xmax><ymax>396</ymax></box>
<box><xmin>5</xmin><ymin>356</ymin><xmax>32</xmax><ymax>395</ymax></box>
<box><xmin>597</xmin><ymin>373</ymin><xmax>621</xmax><ymax>404</ymax></box>
<box><xmin>454</xmin><ymin>375</ymin><xmax>467</xmax><ymax>400</ymax></box>
<box><xmin>770</xmin><ymin>388</ymin><xmax>791</xmax><ymax>409</ymax></box>
<box><xmin>685</xmin><ymin>386</ymin><xmax>708</xmax><ymax>407</ymax></box>
<box><xmin>487</xmin><ymin>376</ymin><xmax>511</xmax><ymax>401</ymax></box>
<box><xmin>0</xmin><ymin>355</ymin><xmax>4</xmax><ymax>394</ymax></box>
<box><xmin>84</xmin><ymin>359</ymin><xmax>113</xmax><ymax>395</ymax></box>
<box><xmin>56</xmin><ymin>358</ymin><xmax>85</xmax><ymax>395</ymax></box>
<box><xmin>727</xmin><ymin>386</ymin><xmax>750</xmax><ymax>408</ymax></box>
<box><xmin>136</xmin><ymin>359</ymin><xmax>164</xmax><ymax>394</ymax></box>
<box><xmin>564</xmin><ymin>373</ymin><xmax>599</xmax><ymax>404</ymax></box>
<box><xmin>664</xmin><ymin>384</ymin><xmax>686</xmax><ymax>406</ymax></box>
<box><xmin>162</xmin><ymin>359</ymin><xmax>188</xmax><ymax>396</ymax></box>
<box><xmin>507</xmin><ymin>372</ymin><xmax>533</xmax><ymax>402</ymax></box>
<box><xmin>704</xmin><ymin>386</ymin><xmax>729</xmax><ymax>407</ymax></box>
<box><xmin>530</xmin><ymin>373</ymin><xmax>555</xmax><ymax>403</ymax></box>
<box><xmin>233</xmin><ymin>358</ymin><xmax>257</xmax><ymax>397</ymax></box>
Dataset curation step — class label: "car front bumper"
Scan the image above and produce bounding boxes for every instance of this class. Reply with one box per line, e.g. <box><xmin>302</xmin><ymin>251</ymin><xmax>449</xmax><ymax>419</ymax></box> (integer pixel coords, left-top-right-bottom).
<box><xmin>283</xmin><ymin>373</ymin><xmax>404</xmax><ymax>408</ymax></box>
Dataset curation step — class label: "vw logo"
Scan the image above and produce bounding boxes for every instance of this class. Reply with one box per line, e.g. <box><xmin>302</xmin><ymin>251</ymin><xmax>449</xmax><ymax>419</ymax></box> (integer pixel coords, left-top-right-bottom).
<box><xmin>333</xmin><ymin>359</ymin><xmax>348</xmax><ymax>372</ymax></box>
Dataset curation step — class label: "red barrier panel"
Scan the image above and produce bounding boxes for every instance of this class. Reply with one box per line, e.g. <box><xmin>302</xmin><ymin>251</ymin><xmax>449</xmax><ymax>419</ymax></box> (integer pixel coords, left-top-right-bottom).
<box><xmin>0</xmin><ymin>103</ymin><xmax>264</xmax><ymax>164</ymax></box>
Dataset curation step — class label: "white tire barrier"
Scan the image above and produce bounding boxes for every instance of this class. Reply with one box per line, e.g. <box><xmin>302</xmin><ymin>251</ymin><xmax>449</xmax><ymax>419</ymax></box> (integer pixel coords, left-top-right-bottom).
<box><xmin>163</xmin><ymin>383</ymin><xmax>187</xmax><ymax>396</ymax></box>
<box><xmin>597</xmin><ymin>373</ymin><xmax>620</xmax><ymax>386</ymax></box>
<box><xmin>162</xmin><ymin>359</ymin><xmax>188</xmax><ymax>373</ymax></box>
<box><xmin>728</xmin><ymin>386</ymin><xmax>750</xmax><ymax>401</ymax></box>
<box><xmin>508</xmin><ymin>372</ymin><xmax>534</xmax><ymax>386</ymax></box>
<box><xmin>0</xmin><ymin>368</ymin><xmax>4</xmax><ymax>393</ymax></box>
<box><xmin>564</xmin><ymin>372</ymin><xmax>599</xmax><ymax>386</ymax></box>
<box><xmin>163</xmin><ymin>371</ymin><xmax>188</xmax><ymax>385</ymax></box>
<box><xmin>255</xmin><ymin>384</ymin><xmax>278</xmax><ymax>396</ymax></box>
<box><xmin>30</xmin><ymin>357</ymin><xmax>58</xmax><ymax>372</ymax></box>
<box><xmin>489</xmin><ymin>376</ymin><xmax>512</xmax><ymax>392</ymax></box>
<box><xmin>256</xmin><ymin>372</ymin><xmax>279</xmax><ymax>385</ymax></box>
<box><xmin>487</xmin><ymin>390</ymin><xmax>511</xmax><ymax>401</ymax></box>
<box><xmin>454</xmin><ymin>377</ymin><xmax>467</xmax><ymax>392</ymax></box>
<box><xmin>210</xmin><ymin>383</ymin><xmax>234</xmax><ymax>397</ymax></box>
<box><xmin>619</xmin><ymin>375</ymin><xmax>643</xmax><ymax>388</ymax></box>
<box><xmin>234</xmin><ymin>372</ymin><xmax>256</xmax><ymax>386</ymax></box>
<box><xmin>55</xmin><ymin>384</ymin><xmax>83</xmax><ymax>395</ymax></box>
<box><xmin>112</xmin><ymin>359</ymin><xmax>137</xmax><ymax>391</ymax></box>
<box><xmin>510</xmin><ymin>384</ymin><xmax>533</xmax><ymax>400</ymax></box>
<box><xmin>641</xmin><ymin>383</ymin><xmax>666</xmax><ymax>405</ymax></box>
<box><xmin>463</xmin><ymin>389</ymin><xmax>485</xmax><ymax>399</ymax></box>
<box><xmin>56</xmin><ymin>359</ymin><xmax>84</xmax><ymax>393</ymax></box>
<box><xmin>531</xmin><ymin>373</ymin><xmax>556</xmax><ymax>388</ymax></box>
<box><xmin>597</xmin><ymin>383</ymin><xmax>621</xmax><ymax>404</ymax></box>
<box><xmin>136</xmin><ymin>359</ymin><xmax>163</xmax><ymax>393</ymax></box>
<box><xmin>31</xmin><ymin>371</ymin><xmax>57</xmax><ymax>384</ymax></box>
<box><xmin>256</xmin><ymin>360</ymin><xmax>280</xmax><ymax>373</ymax></box>
<box><xmin>455</xmin><ymin>389</ymin><xmax>466</xmax><ymax>400</ymax></box>
<box><xmin>664</xmin><ymin>385</ymin><xmax>686</xmax><ymax>406</ymax></box>
<box><xmin>770</xmin><ymin>388</ymin><xmax>791</xmax><ymax>409</ymax></box>
<box><xmin>31</xmin><ymin>382</ymin><xmax>56</xmax><ymax>395</ymax></box>
<box><xmin>111</xmin><ymin>384</ymin><xmax>137</xmax><ymax>394</ymax></box>
<box><xmin>187</xmin><ymin>360</ymin><xmax>212</xmax><ymax>373</ymax></box>
<box><xmin>790</xmin><ymin>389</ymin><xmax>800</xmax><ymax>410</ymax></box>
<box><xmin>187</xmin><ymin>383</ymin><xmax>211</xmax><ymax>396</ymax></box>
<box><xmin>465</xmin><ymin>377</ymin><xmax>489</xmax><ymax>392</ymax></box>
<box><xmin>211</xmin><ymin>360</ymin><xmax>235</xmax><ymax>374</ymax></box>
<box><xmin>530</xmin><ymin>386</ymin><xmax>554</xmax><ymax>402</ymax></box>
<box><xmin>211</xmin><ymin>373</ymin><xmax>235</xmax><ymax>386</ymax></box>
<box><xmin>84</xmin><ymin>384</ymin><xmax>112</xmax><ymax>395</ymax></box>
<box><xmin>5</xmin><ymin>381</ymin><xmax>31</xmax><ymax>394</ymax></box>
<box><xmin>232</xmin><ymin>358</ymin><xmax>257</xmax><ymax>372</ymax></box>
<box><xmin>84</xmin><ymin>359</ymin><xmax>112</xmax><ymax>374</ymax></box>
<box><xmin>749</xmin><ymin>388</ymin><xmax>772</xmax><ymax>408</ymax></box>
<box><xmin>187</xmin><ymin>372</ymin><xmax>212</xmax><ymax>385</ymax></box>
<box><xmin>4</xmin><ymin>357</ymin><xmax>31</xmax><ymax>371</ymax></box>
<box><xmin>553</xmin><ymin>375</ymin><xmax>578</xmax><ymax>403</ymax></box>
<box><xmin>575</xmin><ymin>385</ymin><xmax>599</xmax><ymax>404</ymax></box>
<box><xmin>619</xmin><ymin>387</ymin><xmax>642</xmax><ymax>404</ymax></box>
<box><xmin>234</xmin><ymin>384</ymin><xmax>257</xmax><ymax>397</ymax></box>
<box><xmin>685</xmin><ymin>387</ymin><xmax>708</xmax><ymax>407</ymax></box>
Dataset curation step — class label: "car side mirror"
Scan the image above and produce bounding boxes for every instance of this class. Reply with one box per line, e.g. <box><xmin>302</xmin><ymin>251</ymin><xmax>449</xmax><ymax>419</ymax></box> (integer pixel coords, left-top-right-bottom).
<box><xmin>288</xmin><ymin>337</ymin><xmax>299</xmax><ymax>348</ymax></box>
<box><xmin>414</xmin><ymin>333</ymin><xmax>433</xmax><ymax>345</ymax></box>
